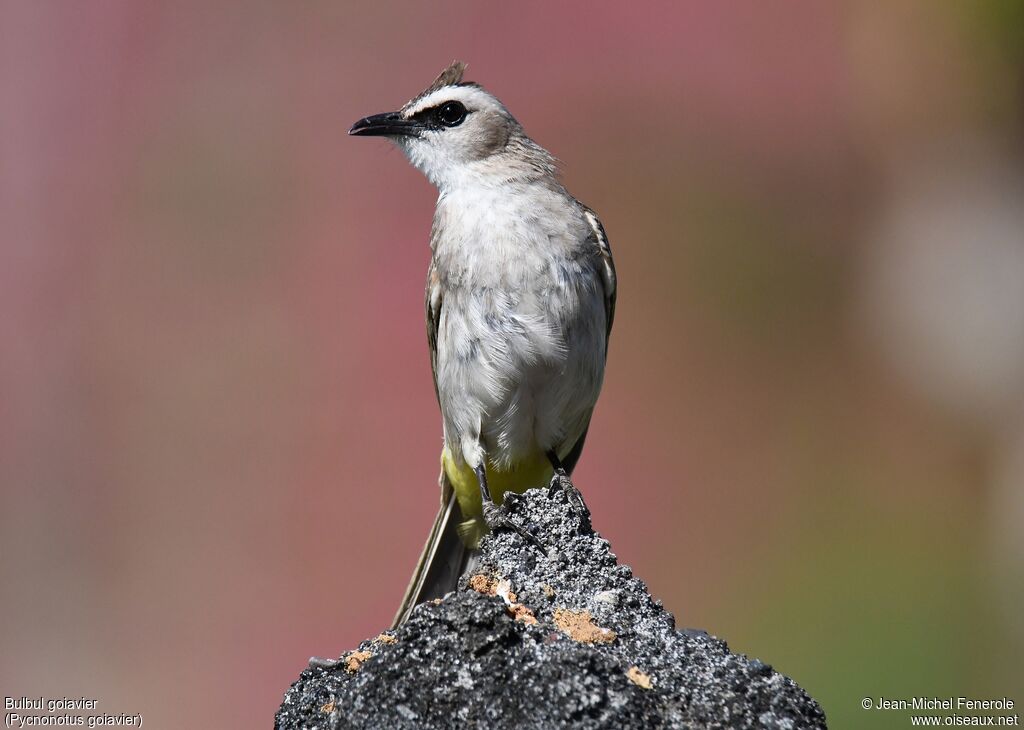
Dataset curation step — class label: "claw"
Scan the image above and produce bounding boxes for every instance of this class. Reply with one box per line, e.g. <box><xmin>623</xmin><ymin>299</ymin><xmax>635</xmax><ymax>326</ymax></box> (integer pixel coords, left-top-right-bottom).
<box><xmin>483</xmin><ymin>500</ymin><xmax>544</xmax><ymax>552</ymax></box>
<box><xmin>547</xmin><ymin>468</ymin><xmax>592</xmax><ymax>533</ymax></box>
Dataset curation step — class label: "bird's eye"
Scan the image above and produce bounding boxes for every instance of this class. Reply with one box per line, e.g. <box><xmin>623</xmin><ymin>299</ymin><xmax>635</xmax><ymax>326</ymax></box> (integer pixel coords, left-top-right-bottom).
<box><xmin>436</xmin><ymin>101</ymin><xmax>467</xmax><ymax>127</ymax></box>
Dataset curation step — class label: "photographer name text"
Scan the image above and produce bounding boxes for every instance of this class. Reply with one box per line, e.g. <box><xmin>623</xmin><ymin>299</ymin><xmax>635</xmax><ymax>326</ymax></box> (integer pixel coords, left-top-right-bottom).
<box><xmin>870</xmin><ymin>697</ymin><xmax>1015</xmax><ymax>712</ymax></box>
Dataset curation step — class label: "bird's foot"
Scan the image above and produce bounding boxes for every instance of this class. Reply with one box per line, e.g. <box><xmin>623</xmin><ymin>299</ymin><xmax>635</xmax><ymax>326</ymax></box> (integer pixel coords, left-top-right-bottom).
<box><xmin>547</xmin><ymin>468</ymin><xmax>592</xmax><ymax>533</ymax></box>
<box><xmin>482</xmin><ymin>500</ymin><xmax>544</xmax><ymax>552</ymax></box>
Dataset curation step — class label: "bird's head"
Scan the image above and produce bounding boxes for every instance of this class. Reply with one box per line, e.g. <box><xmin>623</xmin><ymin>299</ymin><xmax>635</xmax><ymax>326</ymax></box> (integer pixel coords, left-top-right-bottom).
<box><xmin>350</xmin><ymin>61</ymin><xmax>548</xmax><ymax>190</ymax></box>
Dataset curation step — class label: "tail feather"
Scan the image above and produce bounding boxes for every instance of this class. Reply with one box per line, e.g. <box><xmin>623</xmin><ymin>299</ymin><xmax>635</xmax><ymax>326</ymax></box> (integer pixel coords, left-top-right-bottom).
<box><xmin>392</xmin><ymin>474</ymin><xmax>475</xmax><ymax>628</ymax></box>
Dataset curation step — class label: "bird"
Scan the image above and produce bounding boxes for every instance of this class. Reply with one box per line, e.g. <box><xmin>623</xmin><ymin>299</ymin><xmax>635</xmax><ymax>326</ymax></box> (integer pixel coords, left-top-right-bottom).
<box><xmin>350</xmin><ymin>61</ymin><xmax>616</xmax><ymax>627</ymax></box>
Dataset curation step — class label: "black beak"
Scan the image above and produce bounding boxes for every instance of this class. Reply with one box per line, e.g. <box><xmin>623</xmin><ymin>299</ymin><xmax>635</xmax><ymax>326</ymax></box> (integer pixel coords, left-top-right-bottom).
<box><xmin>349</xmin><ymin>111</ymin><xmax>422</xmax><ymax>137</ymax></box>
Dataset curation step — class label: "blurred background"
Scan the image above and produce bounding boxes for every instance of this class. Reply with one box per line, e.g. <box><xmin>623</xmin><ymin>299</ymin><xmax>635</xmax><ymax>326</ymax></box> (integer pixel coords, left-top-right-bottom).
<box><xmin>2</xmin><ymin>2</ymin><xmax>1023</xmax><ymax>727</ymax></box>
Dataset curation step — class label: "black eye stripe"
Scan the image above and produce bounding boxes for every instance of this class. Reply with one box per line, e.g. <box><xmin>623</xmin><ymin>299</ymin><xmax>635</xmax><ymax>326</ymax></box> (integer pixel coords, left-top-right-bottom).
<box><xmin>411</xmin><ymin>100</ymin><xmax>468</xmax><ymax>129</ymax></box>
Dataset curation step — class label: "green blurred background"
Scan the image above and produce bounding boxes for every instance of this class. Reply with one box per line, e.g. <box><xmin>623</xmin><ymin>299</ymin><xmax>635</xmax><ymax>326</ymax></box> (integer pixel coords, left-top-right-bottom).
<box><xmin>2</xmin><ymin>2</ymin><xmax>1022</xmax><ymax>727</ymax></box>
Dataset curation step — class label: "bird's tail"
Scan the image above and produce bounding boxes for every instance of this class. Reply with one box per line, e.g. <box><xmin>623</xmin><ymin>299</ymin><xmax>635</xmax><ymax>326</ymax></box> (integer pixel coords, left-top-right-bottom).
<box><xmin>391</xmin><ymin>472</ymin><xmax>476</xmax><ymax>628</ymax></box>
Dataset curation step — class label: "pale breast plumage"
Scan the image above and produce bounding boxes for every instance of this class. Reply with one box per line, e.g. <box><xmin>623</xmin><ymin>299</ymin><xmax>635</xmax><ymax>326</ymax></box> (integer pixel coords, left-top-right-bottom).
<box><xmin>426</xmin><ymin>182</ymin><xmax>614</xmax><ymax>474</ymax></box>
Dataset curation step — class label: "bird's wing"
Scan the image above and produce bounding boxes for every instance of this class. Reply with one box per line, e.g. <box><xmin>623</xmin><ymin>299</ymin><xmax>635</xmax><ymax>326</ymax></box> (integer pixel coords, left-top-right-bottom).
<box><xmin>580</xmin><ymin>204</ymin><xmax>617</xmax><ymax>351</ymax></box>
<box><xmin>425</xmin><ymin>256</ymin><xmax>443</xmax><ymax>406</ymax></box>
<box><xmin>561</xmin><ymin>204</ymin><xmax>617</xmax><ymax>475</ymax></box>
<box><xmin>389</xmin><ymin>245</ymin><xmax>472</xmax><ymax>629</ymax></box>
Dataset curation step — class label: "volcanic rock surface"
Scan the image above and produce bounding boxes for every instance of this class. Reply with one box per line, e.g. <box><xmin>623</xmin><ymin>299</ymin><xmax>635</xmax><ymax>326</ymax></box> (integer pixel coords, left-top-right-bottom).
<box><xmin>276</xmin><ymin>483</ymin><xmax>826</xmax><ymax>729</ymax></box>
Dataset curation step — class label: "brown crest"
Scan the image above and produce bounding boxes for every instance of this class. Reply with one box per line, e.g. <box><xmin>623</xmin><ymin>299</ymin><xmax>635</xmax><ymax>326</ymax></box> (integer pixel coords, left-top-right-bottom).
<box><xmin>404</xmin><ymin>60</ymin><xmax>469</xmax><ymax>110</ymax></box>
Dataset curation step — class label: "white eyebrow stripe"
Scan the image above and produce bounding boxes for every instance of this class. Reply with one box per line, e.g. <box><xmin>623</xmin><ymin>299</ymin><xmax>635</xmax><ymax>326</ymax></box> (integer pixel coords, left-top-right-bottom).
<box><xmin>402</xmin><ymin>86</ymin><xmax>495</xmax><ymax>118</ymax></box>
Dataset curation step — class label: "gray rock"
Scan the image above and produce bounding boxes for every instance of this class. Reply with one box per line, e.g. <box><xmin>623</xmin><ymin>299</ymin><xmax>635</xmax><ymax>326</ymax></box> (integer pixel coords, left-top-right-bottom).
<box><xmin>275</xmin><ymin>483</ymin><xmax>827</xmax><ymax>729</ymax></box>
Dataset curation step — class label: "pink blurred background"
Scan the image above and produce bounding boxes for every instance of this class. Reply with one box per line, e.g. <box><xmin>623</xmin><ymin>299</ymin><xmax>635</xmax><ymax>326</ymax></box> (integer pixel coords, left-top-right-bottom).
<box><xmin>2</xmin><ymin>2</ymin><xmax>1023</xmax><ymax>727</ymax></box>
